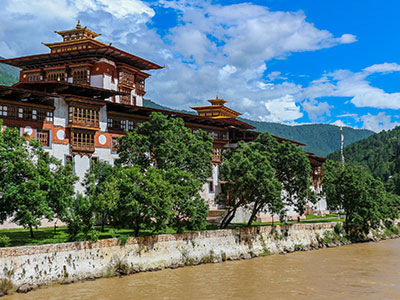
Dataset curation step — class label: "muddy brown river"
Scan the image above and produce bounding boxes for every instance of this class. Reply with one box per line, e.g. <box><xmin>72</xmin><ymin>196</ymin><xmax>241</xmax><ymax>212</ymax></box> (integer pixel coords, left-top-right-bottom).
<box><xmin>7</xmin><ymin>238</ymin><xmax>400</xmax><ymax>300</ymax></box>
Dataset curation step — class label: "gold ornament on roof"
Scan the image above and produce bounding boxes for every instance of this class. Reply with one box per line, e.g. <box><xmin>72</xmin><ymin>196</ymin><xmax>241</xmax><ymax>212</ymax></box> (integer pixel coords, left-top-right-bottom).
<box><xmin>76</xmin><ymin>20</ymin><xmax>82</xmax><ymax>29</ymax></box>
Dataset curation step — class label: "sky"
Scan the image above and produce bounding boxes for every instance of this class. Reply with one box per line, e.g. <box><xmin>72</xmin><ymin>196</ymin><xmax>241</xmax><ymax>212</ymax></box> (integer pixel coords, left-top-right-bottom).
<box><xmin>1</xmin><ymin>0</ymin><xmax>400</xmax><ymax>132</ymax></box>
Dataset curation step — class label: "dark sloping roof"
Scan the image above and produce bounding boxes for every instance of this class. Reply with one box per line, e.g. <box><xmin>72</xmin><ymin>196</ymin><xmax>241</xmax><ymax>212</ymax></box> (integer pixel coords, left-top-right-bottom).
<box><xmin>0</xmin><ymin>85</ymin><xmax>54</xmax><ymax>102</ymax></box>
<box><xmin>107</xmin><ymin>102</ymin><xmax>256</xmax><ymax>130</ymax></box>
<box><xmin>0</xmin><ymin>46</ymin><xmax>163</xmax><ymax>70</ymax></box>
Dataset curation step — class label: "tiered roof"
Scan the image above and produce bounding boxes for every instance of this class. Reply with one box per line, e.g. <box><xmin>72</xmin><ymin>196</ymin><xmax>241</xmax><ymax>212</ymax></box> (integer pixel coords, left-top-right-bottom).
<box><xmin>192</xmin><ymin>96</ymin><xmax>242</xmax><ymax>119</ymax></box>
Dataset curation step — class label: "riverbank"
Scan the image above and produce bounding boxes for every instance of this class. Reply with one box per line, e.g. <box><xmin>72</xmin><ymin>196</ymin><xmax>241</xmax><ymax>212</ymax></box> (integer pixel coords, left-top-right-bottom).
<box><xmin>0</xmin><ymin>221</ymin><xmax>399</xmax><ymax>295</ymax></box>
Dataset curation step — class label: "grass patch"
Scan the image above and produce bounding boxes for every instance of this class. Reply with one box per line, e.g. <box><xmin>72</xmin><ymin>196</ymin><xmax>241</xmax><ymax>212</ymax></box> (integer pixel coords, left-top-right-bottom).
<box><xmin>305</xmin><ymin>213</ymin><xmax>340</xmax><ymax>220</ymax></box>
<box><xmin>259</xmin><ymin>249</ymin><xmax>271</xmax><ymax>256</ymax></box>
<box><xmin>0</xmin><ymin>218</ymin><xmax>345</xmax><ymax>248</ymax></box>
<box><xmin>0</xmin><ymin>224</ymin><xmax>222</xmax><ymax>248</ymax></box>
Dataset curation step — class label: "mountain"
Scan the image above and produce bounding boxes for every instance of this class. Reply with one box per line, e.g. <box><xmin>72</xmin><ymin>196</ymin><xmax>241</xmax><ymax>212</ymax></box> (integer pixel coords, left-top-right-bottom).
<box><xmin>143</xmin><ymin>99</ymin><xmax>373</xmax><ymax>156</ymax></box>
<box><xmin>0</xmin><ymin>63</ymin><xmax>372</xmax><ymax>157</ymax></box>
<box><xmin>0</xmin><ymin>57</ymin><xmax>19</xmax><ymax>86</ymax></box>
<box><xmin>327</xmin><ymin>126</ymin><xmax>400</xmax><ymax>194</ymax></box>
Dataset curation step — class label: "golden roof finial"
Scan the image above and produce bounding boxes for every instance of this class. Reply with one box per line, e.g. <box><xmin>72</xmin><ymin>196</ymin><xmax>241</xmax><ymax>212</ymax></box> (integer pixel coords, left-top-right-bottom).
<box><xmin>216</xmin><ymin>95</ymin><xmax>219</xmax><ymax>99</ymax></box>
<box><xmin>76</xmin><ymin>20</ymin><xmax>81</xmax><ymax>29</ymax></box>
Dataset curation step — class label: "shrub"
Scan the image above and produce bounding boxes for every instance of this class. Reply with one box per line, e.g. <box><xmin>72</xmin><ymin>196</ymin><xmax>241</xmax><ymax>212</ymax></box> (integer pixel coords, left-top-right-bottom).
<box><xmin>0</xmin><ymin>278</ymin><xmax>13</xmax><ymax>294</ymax></box>
<box><xmin>334</xmin><ymin>224</ymin><xmax>345</xmax><ymax>236</ymax></box>
<box><xmin>0</xmin><ymin>235</ymin><xmax>10</xmax><ymax>247</ymax></box>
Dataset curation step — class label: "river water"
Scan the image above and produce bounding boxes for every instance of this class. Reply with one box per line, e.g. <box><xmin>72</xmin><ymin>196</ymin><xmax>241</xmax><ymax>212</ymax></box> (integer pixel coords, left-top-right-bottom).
<box><xmin>7</xmin><ymin>238</ymin><xmax>400</xmax><ymax>300</ymax></box>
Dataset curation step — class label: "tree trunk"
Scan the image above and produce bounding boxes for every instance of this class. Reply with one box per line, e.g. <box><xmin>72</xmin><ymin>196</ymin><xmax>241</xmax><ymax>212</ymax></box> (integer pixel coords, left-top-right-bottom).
<box><xmin>220</xmin><ymin>209</ymin><xmax>233</xmax><ymax>229</ymax></box>
<box><xmin>101</xmin><ymin>214</ymin><xmax>106</xmax><ymax>232</ymax></box>
<box><xmin>223</xmin><ymin>213</ymin><xmax>237</xmax><ymax>229</ymax></box>
<box><xmin>134</xmin><ymin>215</ymin><xmax>141</xmax><ymax>236</ymax></box>
<box><xmin>220</xmin><ymin>208</ymin><xmax>237</xmax><ymax>229</ymax></box>
<box><xmin>247</xmin><ymin>202</ymin><xmax>261</xmax><ymax>227</ymax></box>
<box><xmin>29</xmin><ymin>224</ymin><xmax>34</xmax><ymax>238</ymax></box>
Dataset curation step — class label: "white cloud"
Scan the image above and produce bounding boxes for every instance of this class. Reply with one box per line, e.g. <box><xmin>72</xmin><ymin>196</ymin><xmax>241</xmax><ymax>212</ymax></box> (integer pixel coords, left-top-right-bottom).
<box><xmin>363</xmin><ymin>62</ymin><xmax>400</xmax><ymax>74</ymax></box>
<box><xmin>303</xmin><ymin>63</ymin><xmax>400</xmax><ymax>110</ymax></box>
<box><xmin>147</xmin><ymin>1</ymin><xmax>356</xmax><ymax>122</ymax></box>
<box><xmin>331</xmin><ymin>120</ymin><xmax>351</xmax><ymax>127</ymax></box>
<box><xmin>361</xmin><ymin>112</ymin><xmax>399</xmax><ymax>132</ymax></box>
<box><xmin>0</xmin><ymin>0</ymin><xmax>357</xmax><ymax>124</ymax></box>
<box><xmin>260</xmin><ymin>95</ymin><xmax>303</xmax><ymax>122</ymax></box>
<box><xmin>0</xmin><ymin>0</ymin><xmax>157</xmax><ymax>57</ymax></box>
<box><xmin>302</xmin><ymin>99</ymin><xmax>332</xmax><ymax>121</ymax></box>
<box><xmin>267</xmin><ymin>71</ymin><xmax>287</xmax><ymax>81</ymax></box>
<box><xmin>337</xmin><ymin>33</ymin><xmax>357</xmax><ymax>44</ymax></box>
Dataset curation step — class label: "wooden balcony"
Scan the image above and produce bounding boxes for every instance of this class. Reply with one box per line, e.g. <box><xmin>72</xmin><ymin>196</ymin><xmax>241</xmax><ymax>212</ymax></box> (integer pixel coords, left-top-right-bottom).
<box><xmin>212</xmin><ymin>147</ymin><xmax>222</xmax><ymax>164</ymax></box>
<box><xmin>68</xmin><ymin>118</ymin><xmax>99</xmax><ymax>129</ymax></box>
<box><xmin>70</xmin><ymin>129</ymin><xmax>95</xmax><ymax>155</ymax></box>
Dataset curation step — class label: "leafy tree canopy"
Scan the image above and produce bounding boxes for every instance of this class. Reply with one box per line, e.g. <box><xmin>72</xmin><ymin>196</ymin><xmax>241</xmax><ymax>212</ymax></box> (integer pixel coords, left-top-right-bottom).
<box><xmin>0</xmin><ymin>122</ymin><xmax>77</xmax><ymax>237</ymax></box>
<box><xmin>219</xmin><ymin>140</ymin><xmax>282</xmax><ymax>228</ymax></box>
<box><xmin>116</xmin><ymin>112</ymin><xmax>213</xmax><ymax>233</ymax></box>
<box><xmin>117</xmin><ymin>112</ymin><xmax>213</xmax><ymax>182</ymax></box>
<box><xmin>115</xmin><ymin>167</ymin><xmax>173</xmax><ymax>236</ymax></box>
<box><xmin>323</xmin><ymin>160</ymin><xmax>399</xmax><ymax>237</ymax></box>
<box><xmin>219</xmin><ymin>132</ymin><xmax>314</xmax><ymax>227</ymax></box>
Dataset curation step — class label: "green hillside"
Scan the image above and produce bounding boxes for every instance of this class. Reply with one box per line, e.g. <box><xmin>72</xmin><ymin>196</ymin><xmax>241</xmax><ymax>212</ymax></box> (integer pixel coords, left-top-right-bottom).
<box><xmin>327</xmin><ymin>126</ymin><xmax>400</xmax><ymax>194</ymax></box>
<box><xmin>240</xmin><ymin>121</ymin><xmax>373</xmax><ymax>157</ymax></box>
<box><xmin>143</xmin><ymin>99</ymin><xmax>373</xmax><ymax>156</ymax></box>
<box><xmin>0</xmin><ymin>57</ymin><xmax>19</xmax><ymax>86</ymax></box>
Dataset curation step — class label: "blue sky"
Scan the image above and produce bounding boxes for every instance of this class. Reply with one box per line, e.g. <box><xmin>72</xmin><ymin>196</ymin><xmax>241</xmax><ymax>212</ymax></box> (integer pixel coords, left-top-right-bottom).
<box><xmin>1</xmin><ymin>0</ymin><xmax>400</xmax><ymax>131</ymax></box>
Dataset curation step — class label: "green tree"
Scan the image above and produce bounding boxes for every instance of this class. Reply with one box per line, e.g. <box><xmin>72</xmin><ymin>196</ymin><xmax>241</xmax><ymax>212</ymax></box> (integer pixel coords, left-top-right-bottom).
<box><xmin>115</xmin><ymin>167</ymin><xmax>173</xmax><ymax>236</ymax></box>
<box><xmin>84</xmin><ymin>161</ymin><xmax>119</xmax><ymax>232</ymax></box>
<box><xmin>219</xmin><ymin>132</ymin><xmax>315</xmax><ymax>228</ymax></box>
<box><xmin>219</xmin><ymin>141</ymin><xmax>282</xmax><ymax>228</ymax></box>
<box><xmin>117</xmin><ymin>112</ymin><xmax>213</xmax><ymax>181</ymax></box>
<box><xmin>166</xmin><ymin>168</ymin><xmax>208</xmax><ymax>233</ymax></box>
<box><xmin>65</xmin><ymin>194</ymin><xmax>97</xmax><ymax>241</ymax></box>
<box><xmin>117</xmin><ymin>112</ymin><xmax>213</xmax><ymax>232</ymax></box>
<box><xmin>0</xmin><ymin>123</ymin><xmax>77</xmax><ymax>237</ymax></box>
<box><xmin>47</xmin><ymin>160</ymin><xmax>77</xmax><ymax>232</ymax></box>
<box><xmin>256</xmin><ymin>133</ymin><xmax>315</xmax><ymax>217</ymax></box>
<box><xmin>323</xmin><ymin>160</ymin><xmax>398</xmax><ymax>237</ymax></box>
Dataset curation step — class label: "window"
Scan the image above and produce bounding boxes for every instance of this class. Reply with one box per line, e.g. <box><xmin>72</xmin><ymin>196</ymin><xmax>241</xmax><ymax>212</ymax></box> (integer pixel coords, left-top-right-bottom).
<box><xmin>32</xmin><ymin>110</ymin><xmax>37</xmax><ymax>120</ymax></box>
<box><xmin>135</xmin><ymin>77</ymin><xmax>145</xmax><ymax>96</ymax></box>
<box><xmin>36</xmin><ymin>130</ymin><xmax>50</xmax><ymax>147</ymax></box>
<box><xmin>128</xmin><ymin>120</ymin><xmax>134</xmax><ymax>131</ymax></box>
<box><xmin>0</xmin><ymin>105</ymin><xmax>7</xmax><ymax>117</ymax></box>
<box><xmin>119</xmin><ymin>70</ymin><xmax>134</xmax><ymax>86</ymax></box>
<box><xmin>107</xmin><ymin>118</ymin><xmax>113</xmax><ymax>128</ymax></box>
<box><xmin>209</xmin><ymin>181</ymin><xmax>214</xmax><ymax>193</ymax></box>
<box><xmin>110</xmin><ymin>70</ymin><xmax>115</xmax><ymax>83</ymax></box>
<box><xmin>46</xmin><ymin>111</ymin><xmax>53</xmax><ymax>122</ymax></box>
<box><xmin>72</xmin><ymin>69</ymin><xmax>89</xmax><ymax>84</ymax></box>
<box><xmin>47</xmin><ymin>71</ymin><xmax>65</xmax><ymax>81</ymax></box>
<box><xmin>119</xmin><ymin>87</ymin><xmax>132</xmax><ymax>105</ymax></box>
<box><xmin>18</xmin><ymin>108</ymin><xmax>23</xmax><ymax>118</ymax></box>
<box><xmin>121</xmin><ymin>120</ymin><xmax>127</xmax><ymax>130</ymax></box>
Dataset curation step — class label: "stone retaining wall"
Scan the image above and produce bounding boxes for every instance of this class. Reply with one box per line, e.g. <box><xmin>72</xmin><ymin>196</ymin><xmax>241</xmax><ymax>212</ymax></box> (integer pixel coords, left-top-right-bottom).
<box><xmin>0</xmin><ymin>222</ymin><xmax>343</xmax><ymax>291</ymax></box>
